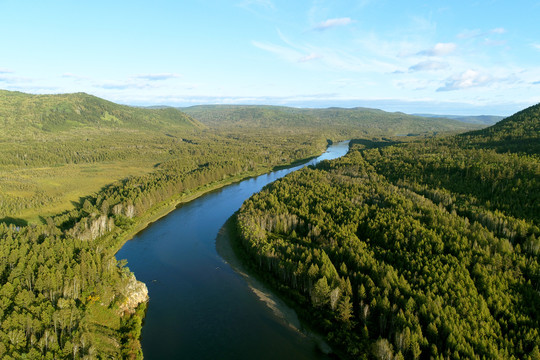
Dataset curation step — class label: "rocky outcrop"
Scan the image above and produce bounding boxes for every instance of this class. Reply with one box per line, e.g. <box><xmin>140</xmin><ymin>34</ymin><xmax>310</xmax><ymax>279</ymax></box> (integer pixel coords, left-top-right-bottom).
<box><xmin>68</xmin><ymin>214</ymin><xmax>115</xmax><ymax>241</ymax></box>
<box><xmin>118</xmin><ymin>273</ymin><xmax>149</xmax><ymax>315</ymax></box>
<box><xmin>88</xmin><ymin>215</ymin><xmax>114</xmax><ymax>238</ymax></box>
<box><xmin>112</xmin><ymin>203</ymin><xmax>123</xmax><ymax>216</ymax></box>
<box><xmin>112</xmin><ymin>202</ymin><xmax>135</xmax><ymax>218</ymax></box>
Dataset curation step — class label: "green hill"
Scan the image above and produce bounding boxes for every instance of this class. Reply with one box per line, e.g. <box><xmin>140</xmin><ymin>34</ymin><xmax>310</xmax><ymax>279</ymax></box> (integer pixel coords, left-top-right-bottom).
<box><xmin>0</xmin><ymin>90</ymin><xmax>535</xmax><ymax>359</ymax></box>
<box><xmin>458</xmin><ymin>103</ymin><xmax>540</xmax><ymax>154</ymax></box>
<box><xmin>414</xmin><ymin>113</ymin><xmax>504</xmax><ymax>125</ymax></box>
<box><xmin>235</xmin><ymin>104</ymin><xmax>540</xmax><ymax>359</ymax></box>
<box><xmin>303</xmin><ymin>107</ymin><xmax>483</xmax><ymax>134</ymax></box>
<box><xmin>0</xmin><ymin>90</ymin><xmax>344</xmax><ymax>359</ymax></box>
<box><xmin>181</xmin><ymin>105</ymin><xmax>482</xmax><ymax>136</ymax></box>
<box><xmin>0</xmin><ymin>90</ymin><xmax>206</xmax><ymax>222</ymax></box>
<box><xmin>0</xmin><ymin>90</ymin><xmax>203</xmax><ymax>136</ymax></box>
<box><xmin>181</xmin><ymin>105</ymin><xmax>317</xmax><ymax>129</ymax></box>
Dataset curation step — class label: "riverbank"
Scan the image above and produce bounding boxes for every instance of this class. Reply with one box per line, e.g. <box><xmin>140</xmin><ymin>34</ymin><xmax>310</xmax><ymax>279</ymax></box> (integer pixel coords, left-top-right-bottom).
<box><xmin>109</xmin><ymin>149</ymin><xmax>327</xmax><ymax>256</ymax></box>
<box><xmin>105</xmin><ymin>149</ymin><xmax>328</xmax><ymax>356</ymax></box>
<box><xmin>115</xmin><ymin>140</ymin><xmax>350</xmax><ymax>359</ymax></box>
<box><xmin>215</xmin><ymin>217</ymin><xmax>334</xmax><ymax>357</ymax></box>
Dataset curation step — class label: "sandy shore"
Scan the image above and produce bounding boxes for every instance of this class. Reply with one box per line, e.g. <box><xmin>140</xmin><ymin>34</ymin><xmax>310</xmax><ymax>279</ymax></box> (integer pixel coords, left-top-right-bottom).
<box><xmin>215</xmin><ymin>217</ymin><xmax>333</xmax><ymax>355</ymax></box>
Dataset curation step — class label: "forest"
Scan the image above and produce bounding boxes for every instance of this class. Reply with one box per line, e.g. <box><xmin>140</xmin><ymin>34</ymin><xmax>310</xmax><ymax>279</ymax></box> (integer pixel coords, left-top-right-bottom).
<box><xmin>181</xmin><ymin>104</ymin><xmax>480</xmax><ymax>135</ymax></box>
<box><xmin>0</xmin><ymin>90</ymin><xmax>483</xmax><ymax>358</ymax></box>
<box><xmin>236</xmin><ymin>103</ymin><xmax>540</xmax><ymax>359</ymax></box>
<box><xmin>0</xmin><ymin>91</ymin><xmax>331</xmax><ymax>358</ymax></box>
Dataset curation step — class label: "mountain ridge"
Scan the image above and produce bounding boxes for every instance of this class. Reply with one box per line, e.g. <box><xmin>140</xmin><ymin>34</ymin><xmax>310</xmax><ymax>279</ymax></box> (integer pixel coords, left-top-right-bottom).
<box><xmin>458</xmin><ymin>102</ymin><xmax>540</xmax><ymax>154</ymax></box>
<box><xmin>0</xmin><ymin>90</ymin><xmax>204</xmax><ymax>135</ymax></box>
<box><xmin>181</xmin><ymin>104</ymin><xmax>483</xmax><ymax>135</ymax></box>
<box><xmin>414</xmin><ymin>113</ymin><xmax>505</xmax><ymax>125</ymax></box>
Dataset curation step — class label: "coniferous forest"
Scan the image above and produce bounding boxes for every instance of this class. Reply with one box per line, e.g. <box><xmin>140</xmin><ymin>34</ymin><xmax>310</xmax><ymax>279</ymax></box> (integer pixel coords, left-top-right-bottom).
<box><xmin>236</xmin><ymin>103</ymin><xmax>540</xmax><ymax>359</ymax></box>
<box><xmin>4</xmin><ymin>0</ymin><xmax>540</xmax><ymax>358</ymax></box>
<box><xmin>0</xmin><ymin>89</ymin><xmax>538</xmax><ymax>359</ymax></box>
<box><xmin>0</xmin><ymin>91</ymin><xmax>336</xmax><ymax>358</ymax></box>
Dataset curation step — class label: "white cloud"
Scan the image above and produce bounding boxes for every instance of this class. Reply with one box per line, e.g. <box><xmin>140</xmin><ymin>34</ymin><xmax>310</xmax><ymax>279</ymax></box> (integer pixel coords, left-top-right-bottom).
<box><xmin>61</xmin><ymin>73</ymin><xmax>90</xmax><ymax>81</ymax></box>
<box><xmin>394</xmin><ymin>77</ymin><xmax>436</xmax><ymax>91</ymax></box>
<box><xmin>0</xmin><ymin>68</ymin><xmax>13</xmax><ymax>74</ymax></box>
<box><xmin>409</xmin><ymin>61</ymin><xmax>448</xmax><ymax>72</ymax></box>
<box><xmin>299</xmin><ymin>53</ymin><xmax>322</xmax><ymax>62</ymax></box>
<box><xmin>62</xmin><ymin>73</ymin><xmax>79</xmax><ymax>78</ymax></box>
<box><xmin>254</xmin><ymin>29</ymin><xmax>398</xmax><ymax>74</ymax></box>
<box><xmin>135</xmin><ymin>73</ymin><xmax>181</xmax><ymax>81</ymax></box>
<box><xmin>418</xmin><ymin>43</ymin><xmax>456</xmax><ymax>56</ymax></box>
<box><xmin>252</xmin><ymin>40</ymin><xmax>302</xmax><ymax>62</ymax></box>
<box><xmin>0</xmin><ymin>73</ymin><xmax>32</xmax><ymax>84</ymax></box>
<box><xmin>437</xmin><ymin>70</ymin><xmax>492</xmax><ymax>91</ymax></box>
<box><xmin>320</xmin><ymin>49</ymin><xmax>395</xmax><ymax>73</ymax></box>
<box><xmin>533</xmin><ymin>43</ymin><xmax>540</xmax><ymax>51</ymax></box>
<box><xmin>238</xmin><ymin>0</ymin><xmax>274</xmax><ymax>10</ymax></box>
<box><xmin>276</xmin><ymin>29</ymin><xmax>297</xmax><ymax>48</ymax></box>
<box><xmin>90</xmin><ymin>73</ymin><xmax>183</xmax><ymax>91</ymax></box>
<box><xmin>93</xmin><ymin>79</ymin><xmax>153</xmax><ymax>90</ymax></box>
<box><xmin>458</xmin><ymin>27</ymin><xmax>506</xmax><ymax>39</ymax></box>
<box><xmin>483</xmin><ymin>39</ymin><xmax>506</xmax><ymax>46</ymax></box>
<box><xmin>457</xmin><ymin>29</ymin><xmax>483</xmax><ymax>39</ymax></box>
<box><xmin>314</xmin><ymin>17</ymin><xmax>353</xmax><ymax>30</ymax></box>
<box><xmin>491</xmin><ymin>27</ymin><xmax>506</xmax><ymax>34</ymax></box>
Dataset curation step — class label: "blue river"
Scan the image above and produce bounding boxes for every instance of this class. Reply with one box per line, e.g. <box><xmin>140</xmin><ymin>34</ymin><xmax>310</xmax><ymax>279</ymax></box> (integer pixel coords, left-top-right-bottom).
<box><xmin>116</xmin><ymin>141</ymin><xmax>350</xmax><ymax>359</ymax></box>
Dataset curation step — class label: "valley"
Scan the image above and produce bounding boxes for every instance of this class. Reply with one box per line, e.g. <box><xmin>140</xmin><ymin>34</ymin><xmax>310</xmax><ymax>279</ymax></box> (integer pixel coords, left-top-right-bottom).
<box><xmin>0</xmin><ymin>90</ymin><xmax>537</xmax><ymax>359</ymax></box>
<box><xmin>2</xmin><ymin>1</ymin><xmax>539</xmax><ymax>359</ymax></box>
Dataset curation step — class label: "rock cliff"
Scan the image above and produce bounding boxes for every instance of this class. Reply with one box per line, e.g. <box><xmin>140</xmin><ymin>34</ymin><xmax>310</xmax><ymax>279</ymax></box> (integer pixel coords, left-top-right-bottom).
<box><xmin>118</xmin><ymin>273</ymin><xmax>149</xmax><ymax>315</ymax></box>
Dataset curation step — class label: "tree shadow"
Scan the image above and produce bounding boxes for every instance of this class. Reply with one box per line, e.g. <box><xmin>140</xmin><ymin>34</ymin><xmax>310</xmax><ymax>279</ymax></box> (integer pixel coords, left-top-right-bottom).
<box><xmin>350</xmin><ymin>138</ymin><xmax>401</xmax><ymax>149</ymax></box>
<box><xmin>71</xmin><ymin>193</ymin><xmax>96</xmax><ymax>209</ymax></box>
<box><xmin>0</xmin><ymin>217</ymin><xmax>28</xmax><ymax>227</ymax></box>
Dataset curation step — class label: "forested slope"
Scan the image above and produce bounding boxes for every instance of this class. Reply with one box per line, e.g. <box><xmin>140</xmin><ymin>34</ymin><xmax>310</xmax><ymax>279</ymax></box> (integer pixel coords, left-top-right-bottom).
<box><xmin>0</xmin><ymin>90</ymin><xmax>332</xmax><ymax>358</ymax></box>
<box><xmin>0</xmin><ymin>89</ymin><xmax>505</xmax><ymax>358</ymax></box>
<box><xmin>0</xmin><ymin>90</ymin><xmax>202</xmax><ymax>135</ymax></box>
<box><xmin>0</xmin><ymin>91</ymin><xmax>330</xmax><ymax>223</ymax></box>
<box><xmin>0</xmin><ymin>132</ymin><xmax>327</xmax><ymax>358</ymax></box>
<box><xmin>414</xmin><ymin>114</ymin><xmax>504</xmax><ymax>126</ymax></box>
<box><xmin>458</xmin><ymin>103</ymin><xmax>540</xmax><ymax>154</ymax></box>
<box><xmin>182</xmin><ymin>105</ymin><xmax>481</xmax><ymax>136</ymax></box>
<box><xmin>236</xmin><ymin>104</ymin><xmax>540</xmax><ymax>359</ymax></box>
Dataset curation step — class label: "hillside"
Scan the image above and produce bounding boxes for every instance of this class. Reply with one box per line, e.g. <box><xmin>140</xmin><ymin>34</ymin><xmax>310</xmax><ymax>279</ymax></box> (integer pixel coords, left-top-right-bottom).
<box><xmin>235</xmin><ymin>104</ymin><xmax>540</xmax><ymax>359</ymax></box>
<box><xmin>0</xmin><ymin>91</ymin><xmax>335</xmax><ymax>358</ymax></box>
<box><xmin>1</xmin><ymin>89</ymin><xmax>536</xmax><ymax>359</ymax></box>
<box><xmin>0</xmin><ymin>91</ymin><xmax>206</xmax><ymax>222</ymax></box>
<box><xmin>414</xmin><ymin>113</ymin><xmax>504</xmax><ymax>125</ymax></box>
<box><xmin>458</xmin><ymin>102</ymin><xmax>540</xmax><ymax>154</ymax></box>
<box><xmin>181</xmin><ymin>105</ymin><xmax>482</xmax><ymax>136</ymax></box>
<box><xmin>181</xmin><ymin>105</ymin><xmax>318</xmax><ymax>130</ymax></box>
<box><xmin>0</xmin><ymin>90</ymin><xmax>203</xmax><ymax>136</ymax></box>
<box><xmin>298</xmin><ymin>107</ymin><xmax>482</xmax><ymax>135</ymax></box>
<box><xmin>0</xmin><ymin>90</ymin><xmax>336</xmax><ymax>224</ymax></box>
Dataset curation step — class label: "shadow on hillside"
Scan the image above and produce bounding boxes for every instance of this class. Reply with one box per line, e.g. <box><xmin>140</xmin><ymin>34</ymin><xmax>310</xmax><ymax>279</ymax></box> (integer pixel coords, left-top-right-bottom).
<box><xmin>350</xmin><ymin>138</ymin><xmax>400</xmax><ymax>149</ymax></box>
<box><xmin>71</xmin><ymin>193</ymin><xmax>96</xmax><ymax>209</ymax></box>
<box><xmin>0</xmin><ymin>217</ymin><xmax>28</xmax><ymax>227</ymax></box>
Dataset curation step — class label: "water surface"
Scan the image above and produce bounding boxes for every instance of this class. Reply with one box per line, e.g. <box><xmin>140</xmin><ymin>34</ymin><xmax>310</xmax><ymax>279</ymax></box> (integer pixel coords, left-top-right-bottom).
<box><xmin>116</xmin><ymin>141</ymin><xmax>350</xmax><ymax>359</ymax></box>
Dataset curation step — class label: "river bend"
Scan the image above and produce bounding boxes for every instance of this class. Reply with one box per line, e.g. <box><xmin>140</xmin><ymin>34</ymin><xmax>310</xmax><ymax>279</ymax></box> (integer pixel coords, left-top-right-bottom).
<box><xmin>116</xmin><ymin>141</ymin><xmax>350</xmax><ymax>359</ymax></box>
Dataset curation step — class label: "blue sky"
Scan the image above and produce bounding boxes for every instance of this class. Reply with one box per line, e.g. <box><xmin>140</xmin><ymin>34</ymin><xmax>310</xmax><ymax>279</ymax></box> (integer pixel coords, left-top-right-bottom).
<box><xmin>1</xmin><ymin>0</ymin><xmax>539</xmax><ymax>115</ymax></box>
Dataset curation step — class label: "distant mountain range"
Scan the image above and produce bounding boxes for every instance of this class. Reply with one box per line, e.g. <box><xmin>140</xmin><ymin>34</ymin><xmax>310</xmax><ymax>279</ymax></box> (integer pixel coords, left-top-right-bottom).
<box><xmin>0</xmin><ymin>90</ymin><xmax>488</xmax><ymax>138</ymax></box>
<box><xmin>413</xmin><ymin>113</ymin><xmax>505</xmax><ymax>125</ymax></box>
<box><xmin>181</xmin><ymin>105</ymin><xmax>483</xmax><ymax>135</ymax></box>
